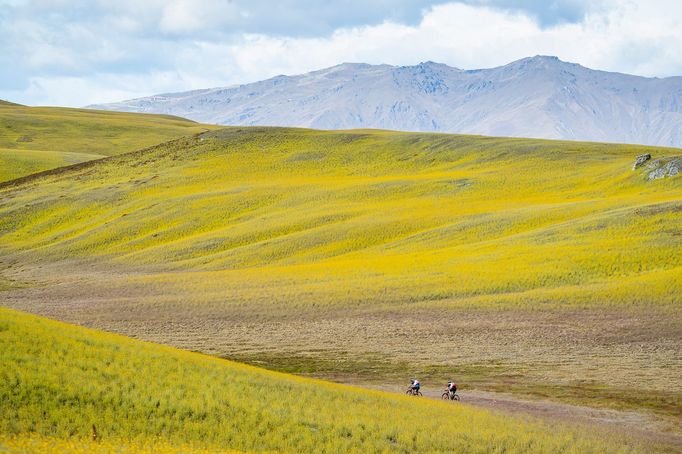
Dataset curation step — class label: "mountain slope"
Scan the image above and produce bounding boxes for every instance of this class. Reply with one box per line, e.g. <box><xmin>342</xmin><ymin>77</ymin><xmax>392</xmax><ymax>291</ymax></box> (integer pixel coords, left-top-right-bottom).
<box><xmin>0</xmin><ymin>103</ymin><xmax>212</xmax><ymax>182</ymax></box>
<box><xmin>0</xmin><ymin>99</ymin><xmax>23</xmax><ymax>106</ymax></box>
<box><xmin>1</xmin><ymin>127</ymin><xmax>680</xmax><ymax>423</ymax></box>
<box><xmin>89</xmin><ymin>56</ymin><xmax>682</xmax><ymax>147</ymax></box>
<box><xmin>0</xmin><ymin>307</ymin><xmax>631</xmax><ymax>452</ymax></box>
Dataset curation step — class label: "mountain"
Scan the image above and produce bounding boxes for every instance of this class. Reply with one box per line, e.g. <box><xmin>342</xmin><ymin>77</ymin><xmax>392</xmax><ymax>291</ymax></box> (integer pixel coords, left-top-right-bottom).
<box><xmin>88</xmin><ymin>56</ymin><xmax>682</xmax><ymax>147</ymax></box>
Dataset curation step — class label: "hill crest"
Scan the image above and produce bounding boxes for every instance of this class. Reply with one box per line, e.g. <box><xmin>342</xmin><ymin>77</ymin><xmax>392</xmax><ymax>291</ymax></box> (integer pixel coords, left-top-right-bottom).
<box><xmin>0</xmin><ymin>99</ymin><xmax>23</xmax><ymax>106</ymax></box>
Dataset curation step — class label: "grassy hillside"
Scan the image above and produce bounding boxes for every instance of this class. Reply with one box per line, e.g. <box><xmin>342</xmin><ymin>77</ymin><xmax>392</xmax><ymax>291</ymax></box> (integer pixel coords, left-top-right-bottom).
<box><xmin>1</xmin><ymin>128</ymin><xmax>679</xmax><ymax>303</ymax></box>
<box><xmin>0</xmin><ymin>99</ymin><xmax>23</xmax><ymax>106</ymax></box>
<box><xmin>0</xmin><ymin>307</ymin><xmax>636</xmax><ymax>453</ymax></box>
<box><xmin>0</xmin><ymin>103</ymin><xmax>211</xmax><ymax>182</ymax></box>
<box><xmin>0</xmin><ymin>127</ymin><xmax>680</xmax><ymax>424</ymax></box>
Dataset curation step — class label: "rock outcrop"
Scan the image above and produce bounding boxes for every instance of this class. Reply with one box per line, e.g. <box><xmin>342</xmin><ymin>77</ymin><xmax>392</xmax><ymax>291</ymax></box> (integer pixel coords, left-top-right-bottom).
<box><xmin>632</xmin><ymin>154</ymin><xmax>651</xmax><ymax>170</ymax></box>
<box><xmin>645</xmin><ymin>157</ymin><xmax>681</xmax><ymax>180</ymax></box>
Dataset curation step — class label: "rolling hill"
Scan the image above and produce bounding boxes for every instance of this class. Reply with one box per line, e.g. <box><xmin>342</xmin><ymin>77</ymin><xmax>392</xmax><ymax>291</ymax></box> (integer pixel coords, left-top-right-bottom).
<box><xmin>0</xmin><ymin>102</ymin><xmax>212</xmax><ymax>182</ymax></box>
<box><xmin>0</xmin><ymin>99</ymin><xmax>23</xmax><ymax>106</ymax></box>
<box><xmin>89</xmin><ymin>56</ymin><xmax>682</xmax><ymax>147</ymax></box>
<box><xmin>0</xmin><ymin>307</ymin><xmax>635</xmax><ymax>453</ymax></box>
<box><xmin>1</xmin><ymin>126</ymin><xmax>680</xmax><ymax>437</ymax></box>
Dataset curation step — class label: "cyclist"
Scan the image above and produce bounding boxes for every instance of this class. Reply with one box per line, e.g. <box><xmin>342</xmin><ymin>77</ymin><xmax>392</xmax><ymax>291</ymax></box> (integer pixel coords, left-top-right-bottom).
<box><xmin>447</xmin><ymin>381</ymin><xmax>457</xmax><ymax>399</ymax></box>
<box><xmin>409</xmin><ymin>378</ymin><xmax>421</xmax><ymax>394</ymax></box>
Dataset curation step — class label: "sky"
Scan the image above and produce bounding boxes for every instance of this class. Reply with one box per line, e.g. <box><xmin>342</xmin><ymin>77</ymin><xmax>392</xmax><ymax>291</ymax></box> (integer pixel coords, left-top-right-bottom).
<box><xmin>1</xmin><ymin>0</ymin><xmax>681</xmax><ymax>107</ymax></box>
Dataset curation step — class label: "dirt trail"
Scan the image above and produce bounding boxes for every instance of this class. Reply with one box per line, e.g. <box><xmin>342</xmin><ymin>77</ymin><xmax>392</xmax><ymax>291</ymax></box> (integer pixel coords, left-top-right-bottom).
<box><xmin>366</xmin><ymin>384</ymin><xmax>682</xmax><ymax>449</ymax></box>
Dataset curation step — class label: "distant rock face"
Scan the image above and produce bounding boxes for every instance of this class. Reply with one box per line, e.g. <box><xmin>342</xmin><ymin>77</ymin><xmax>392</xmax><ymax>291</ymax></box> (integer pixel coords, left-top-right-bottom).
<box><xmin>88</xmin><ymin>56</ymin><xmax>682</xmax><ymax>148</ymax></box>
<box><xmin>645</xmin><ymin>157</ymin><xmax>681</xmax><ymax>180</ymax></box>
<box><xmin>648</xmin><ymin>166</ymin><xmax>667</xmax><ymax>180</ymax></box>
<box><xmin>633</xmin><ymin>154</ymin><xmax>651</xmax><ymax>170</ymax></box>
<box><xmin>669</xmin><ymin>159</ymin><xmax>681</xmax><ymax>177</ymax></box>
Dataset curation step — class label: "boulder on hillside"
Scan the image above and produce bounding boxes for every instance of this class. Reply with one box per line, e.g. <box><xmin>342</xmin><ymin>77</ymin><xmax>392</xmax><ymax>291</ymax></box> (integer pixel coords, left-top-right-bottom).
<box><xmin>632</xmin><ymin>153</ymin><xmax>651</xmax><ymax>170</ymax></box>
<box><xmin>645</xmin><ymin>157</ymin><xmax>681</xmax><ymax>180</ymax></box>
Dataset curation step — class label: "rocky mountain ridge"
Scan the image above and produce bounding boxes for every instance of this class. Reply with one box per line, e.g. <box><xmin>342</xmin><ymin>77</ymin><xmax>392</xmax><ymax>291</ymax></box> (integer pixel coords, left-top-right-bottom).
<box><xmin>89</xmin><ymin>56</ymin><xmax>682</xmax><ymax>148</ymax></box>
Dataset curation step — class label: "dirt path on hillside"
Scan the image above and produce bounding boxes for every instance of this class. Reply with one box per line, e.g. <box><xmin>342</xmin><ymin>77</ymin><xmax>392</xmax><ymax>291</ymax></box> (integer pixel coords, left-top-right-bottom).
<box><xmin>365</xmin><ymin>384</ymin><xmax>681</xmax><ymax>449</ymax></box>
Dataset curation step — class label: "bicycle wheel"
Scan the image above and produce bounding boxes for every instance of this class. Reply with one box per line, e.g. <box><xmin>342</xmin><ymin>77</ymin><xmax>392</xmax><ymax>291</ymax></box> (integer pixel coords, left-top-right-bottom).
<box><xmin>416</xmin><ymin>391</ymin><xmax>422</xmax><ymax>396</ymax></box>
<box><xmin>453</xmin><ymin>393</ymin><xmax>460</xmax><ymax>401</ymax></box>
<box><xmin>405</xmin><ymin>389</ymin><xmax>412</xmax><ymax>395</ymax></box>
<box><xmin>441</xmin><ymin>392</ymin><xmax>449</xmax><ymax>400</ymax></box>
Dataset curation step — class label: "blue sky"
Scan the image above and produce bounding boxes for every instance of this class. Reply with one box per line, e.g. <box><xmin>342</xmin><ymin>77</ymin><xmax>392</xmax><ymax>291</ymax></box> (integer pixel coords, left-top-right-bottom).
<box><xmin>1</xmin><ymin>0</ymin><xmax>681</xmax><ymax>106</ymax></box>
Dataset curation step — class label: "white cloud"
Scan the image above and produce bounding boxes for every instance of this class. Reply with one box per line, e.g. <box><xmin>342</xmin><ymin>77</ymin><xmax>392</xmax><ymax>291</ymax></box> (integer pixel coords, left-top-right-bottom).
<box><xmin>1</xmin><ymin>1</ymin><xmax>681</xmax><ymax>106</ymax></box>
<box><xmin>202</xmin><ymin>1</ymin><xmax>682</xmax><ymax>82</ymax></box>
<box><xmin>1</xmin><ymin>72</ymin><xmax>196</xmax><ymax>107</ymax></box>
<box><xmin>158</xmin><ymin>0</ymin><xmax>241</xmax><ymax>34</ymax></box>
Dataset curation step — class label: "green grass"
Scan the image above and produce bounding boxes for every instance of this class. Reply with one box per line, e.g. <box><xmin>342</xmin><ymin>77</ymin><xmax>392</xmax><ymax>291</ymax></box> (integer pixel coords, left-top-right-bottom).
<box><xmin>0</xmin><ymin>147</ymin><xmax>103</xmax><ymax>182</ymax></box>
<box><xmin>0</xmin><ymin>103</ymin><xmax>213</xmax><ymax>182</ymax></box>
<box><xmin>0</xmin><ymin>307</ymin><xmax>639</xmax><ymax>453</ymax></box>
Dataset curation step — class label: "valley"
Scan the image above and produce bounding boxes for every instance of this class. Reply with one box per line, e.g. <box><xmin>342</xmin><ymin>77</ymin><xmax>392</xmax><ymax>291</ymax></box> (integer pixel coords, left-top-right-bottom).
<box><xmin>3</xmin><ymin>1</ymin><xmax>681</xmax><ymax>452</ymax></box>
<box><xmin>1</xmin><ymin>125</ymin><xmax>680</xmax><ymax>450</ymax></box>
<box><xmin>1</xmin><ymin>306</ymin><xmax>649</xmax><ymax>452</ymax></box>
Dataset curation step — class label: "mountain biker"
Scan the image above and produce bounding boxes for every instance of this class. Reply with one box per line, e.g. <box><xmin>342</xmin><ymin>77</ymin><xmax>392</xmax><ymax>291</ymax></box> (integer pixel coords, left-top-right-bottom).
<box><xmin>410</xmin><ymin>378</ymin><xmax>421</xmax><ymax>393</ymax></box>
<box><xmin>447</xmin><ymin>381</ymin><xmax>457</xmax><ymax>398</ymax></box>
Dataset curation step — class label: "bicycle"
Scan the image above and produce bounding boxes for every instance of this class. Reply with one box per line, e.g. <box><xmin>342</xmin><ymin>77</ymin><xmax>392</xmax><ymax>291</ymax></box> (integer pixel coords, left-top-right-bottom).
<box><xmin>441</xmin><ymin>390</ymin><xmax>460</xmax><ymax>401</ymax></box>
<box><xmin>406</xmin><ymin>387</ymin><xmax>423</xmax><ymax>396</ymax></box>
